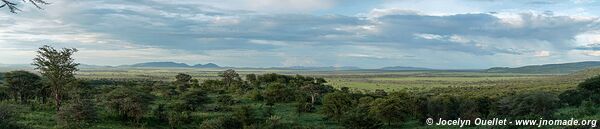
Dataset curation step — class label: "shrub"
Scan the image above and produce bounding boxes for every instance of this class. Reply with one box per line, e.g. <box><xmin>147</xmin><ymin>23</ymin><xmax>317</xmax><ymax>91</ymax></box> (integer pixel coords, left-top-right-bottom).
<box><xmin>102</xmin><ymin>87</ymin><xmax>154</xmax><ymax>122</ymax></box>
<box><xmin>199</xmin><ymin>116</ymin><xmax>242</xmax><ymax>129</ymax></box>
<box><xmin>0</xmin><ymin>104</ymin><xmax>26</xmax><ymax>129</ymax></box>
<box><xmin>497</xmin><ymin>92</ymin><xmax>560</xmax><ymax>118</ymax></box>
<box><xmin>578</xmin><ymin>75</ymin><xmax>600</xmax><ymax>92</ymax></box>
<box><xmin>559</xmin><ymin>89</ymin><xmax>587</xmax><ymax>106</ymax></box>
<box><xmin>341</xmin><ymin>109</ymin><xmax>382</xmax><ymax>129</ymax></box>
<box><xmin>296</xmin><ymin>102</ymin><xmax>315</xmax><ymax>113</ymax></box>
<box><xmin>167</xmin><ymin>111</ymin><xmax>192</xmax><ymax>128</ymax></box>
<box><xmin>57</xmin><ymin>99</ymin><xmax>98</xmax><ymax>129</ymax></box>
<box><xmin>264</xmin><ymin>83</ymin><xmax>296</xmax><ymax>103</ymax></box>
<box><xmin>233</xmin><ymin>106</ymin><xmax>257</xmax><ymax>126</ymax></box>
<box><xmin>217</xmin><ymin>95</ymin><xmax>237</xmax><ymax>106</ymax></box>
<box><xmin>179</xmin><ymin>89</ymin><xmax>209</xmax><ymax>111</ymax></box>
<box><xmin>321</xmin><ymin>92</ymin><xmax>354</xmax><ymax>121</ymax></box>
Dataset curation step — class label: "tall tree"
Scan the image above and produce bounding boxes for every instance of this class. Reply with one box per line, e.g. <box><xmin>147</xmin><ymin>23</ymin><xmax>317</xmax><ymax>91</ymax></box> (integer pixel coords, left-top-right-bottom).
<box><xmin>32</xmin><ymin>45</ymin><xmax>79</xmax><ymax>111</ymax></box>
<box><xmin>174</xmin><ymin>73</ymin><xmax>192</xmax><ymax>92</ymax></box>
<box><xmin>1</xmin><ymin>0</ymin><xmax>49</xmax><ymax>13</ymax></box>
<box><xmin>3</xmin><ymin>70</ymin><xmax>41</xmax><ymax>103</ymax></box>
<box><xmin>219</xmin><ymin>69</ymin><xmax>240</xmax><ymax>88</ymax></box>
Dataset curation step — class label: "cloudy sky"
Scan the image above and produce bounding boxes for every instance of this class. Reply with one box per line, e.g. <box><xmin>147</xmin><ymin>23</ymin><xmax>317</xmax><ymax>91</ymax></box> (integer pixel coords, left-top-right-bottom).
<box><xmin>1</xmin><ymin>0</ymin><xmax>600</xmax><ymax>69</ymax></box>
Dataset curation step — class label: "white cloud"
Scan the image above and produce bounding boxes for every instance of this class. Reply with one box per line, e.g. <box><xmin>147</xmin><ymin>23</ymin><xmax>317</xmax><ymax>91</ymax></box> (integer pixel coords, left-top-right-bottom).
<box><xmin>534</xmin><ymin>51</ymin><xmax>551</xmax><ymax>57</ymax></box>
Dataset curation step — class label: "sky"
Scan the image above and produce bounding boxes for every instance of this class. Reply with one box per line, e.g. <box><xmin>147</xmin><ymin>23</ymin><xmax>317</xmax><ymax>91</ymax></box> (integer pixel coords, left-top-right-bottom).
<box><xmin>1</xmin><ymin>0</ymin><xmax>600</xmax><ymax>69</ymax></box>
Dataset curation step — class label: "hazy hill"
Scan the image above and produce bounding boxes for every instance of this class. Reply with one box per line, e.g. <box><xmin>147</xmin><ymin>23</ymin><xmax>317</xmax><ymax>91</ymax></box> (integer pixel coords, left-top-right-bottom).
<box><xmin>379</xmin><ymin>66</ymin><xmax>433</xmax><ymax>71</ymax></box>
<box><xmin>127</xmin><ymin>62</ymin><xmax>190</xmax><ymax>67</ymax></box>
<box><xmin>485</xmin><ymin>61</ymin><xmax>600</xmax><ymax>74</ymax></box>
<box><xmin>192</xmin><ymin>63</ymin><xmax>220</xmax><ymax>68</ymax></box>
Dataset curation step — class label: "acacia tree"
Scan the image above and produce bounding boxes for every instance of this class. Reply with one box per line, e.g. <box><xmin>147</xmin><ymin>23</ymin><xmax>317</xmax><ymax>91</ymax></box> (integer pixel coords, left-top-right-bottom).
<box><xmin>220</xmin><ymin>69</ymin><xmax>240</xmax><ymax>88</ymax></box>
<box><xmin>3</xmin><ymin>70</ymin><xmax>41</xmax><ymax>103</ymax></box>
<box><xmin>174</xmin><ymin>73</ymin><xmax>192</xmax><ymax>92</ymax></box>
<box><xmin>1</xmin><ymin>0</ymin><xmax>49</xmax><ymax>13</ymax></box>
<box><xmin>33</xmin><ymin>45</ymin><xmax>79</xmax><ymax>111</ymax></box>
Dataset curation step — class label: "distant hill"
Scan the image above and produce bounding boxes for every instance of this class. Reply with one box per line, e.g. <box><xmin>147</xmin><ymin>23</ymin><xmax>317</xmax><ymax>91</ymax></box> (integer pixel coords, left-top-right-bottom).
<box><xmin>128</xmin><ymin>62</ymin><xmax>190</xmax><ymax>67</ymax></box>
<box><xmin>379</xmin><ymin>66</ymin><xmax>433</xmax><ymax>71</ymax></box>
<box><xmin>123</xmin><ymin>62</ymin><xmax>221</xmax><ymax>68</ymax></box>
<box><xmin>192</xmin><ymin>63</ymin><xmax>220</xmax><ymax>68</ymax></box>
<box><xmin>485</xmin><ymin>61</ymin><xmax>600</xmax><ymax>74</ymax></box>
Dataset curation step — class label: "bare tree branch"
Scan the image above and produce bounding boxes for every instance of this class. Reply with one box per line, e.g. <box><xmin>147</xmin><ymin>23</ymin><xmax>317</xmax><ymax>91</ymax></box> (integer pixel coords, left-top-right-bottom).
<box><xmin>1</xmin><ymin>0</ymin><xmax>48</xmax><ymax>13</ymax></box>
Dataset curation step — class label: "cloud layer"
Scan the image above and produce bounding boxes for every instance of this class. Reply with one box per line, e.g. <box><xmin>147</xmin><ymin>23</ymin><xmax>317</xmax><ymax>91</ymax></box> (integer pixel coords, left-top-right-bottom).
<box><xmin>1</xmin><ymin>0</ymin><xmax>600</xmax><ymax>69</ymax></box>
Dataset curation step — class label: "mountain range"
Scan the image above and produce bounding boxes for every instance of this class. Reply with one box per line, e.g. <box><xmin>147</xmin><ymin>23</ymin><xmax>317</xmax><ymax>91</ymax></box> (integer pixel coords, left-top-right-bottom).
<box><xmin>122</xmin><ymin>62</ymin><xmax>221</xmax><ymax>68</ymax></box>
<box><xmin>485</xmin><ymin>61</ymin><xmax>600</xmax><ymax>74</ymax></box>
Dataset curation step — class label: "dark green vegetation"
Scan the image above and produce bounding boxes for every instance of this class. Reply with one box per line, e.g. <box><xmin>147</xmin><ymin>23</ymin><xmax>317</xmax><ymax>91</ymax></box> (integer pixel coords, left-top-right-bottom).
<box><xmin>486</xmin><ymin>61</ymin><xmax>600</xmax><ymax>74</ymax></box>
<box><xmin>1</xmin><ymin>46</ymin><xmax>599</xmax><ymax>129</ymax></box>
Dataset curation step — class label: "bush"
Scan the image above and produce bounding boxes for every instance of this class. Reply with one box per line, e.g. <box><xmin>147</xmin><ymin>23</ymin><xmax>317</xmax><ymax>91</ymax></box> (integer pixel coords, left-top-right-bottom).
<box><xmin>167</xmin><ymin>111</ymin><xmax>192</xmax><ymax>128</ymax></box>
<box><xmin>264</xmin><ymin>83</ymin><xmax>296</xmax><ymax>103</ymax></box>
<box><xmin>233</xmin><ymin>106</ymin><xmax>257</xmax><ymax>126</ymax></box>
<box><xmin>0</xmin><ymin>104</ymin><xmax>26</xmax><ymax>129</ymax></box>
<box><xmin>296</xmin><ymin>102</ymin><xmax>315</xmax><ymax>113</ymax></box>
<box><xmin>199</xmin><ymin>116</ymin><xmax>242</xmax><ymax>129</ymax></box>
<box><xmin>102</xmin><ymin>87</ymin><xmax>154</xmax><ymax>122</ymax></box>
<box><xmin>497</xmin><ymin>92</ymin><xmax>560</xmax><ymax>118</ymax></box>
<box><xmin>321</xmin><ymin>92</ymin><xmax>354</xmax><ymax>121</ymax></box>
<box><xmin>179</xmin><ymin>89</ymin><xmax>209</xmax><ymax>111</ymax></box>
<box><xmin>217</xmin><ymin>95</ymin><xmax>237</xmax><ymax>106</ymax></box>
<box><xmin>578</xmin><ymin>75</ymin><xmax>600</xmax><ymax>92</ymax></box>
<box><xmin>246</xmin><ymin>89</ymin><xmax>263</xmax><ymax>101</ymax></box>
<box><xmin>341</xmin><ymin>109</ymin><xmax>382</xmax><ymax>129</ymax></box>
<box><xmin>57</xmin><ymin>99</ymin><xmax>98</xmax><ymax>129</ymax></box>
<box><xmin>559</xmin><ymin>89</ymin><xmax>587</xmax><ymax>106</ymax></box>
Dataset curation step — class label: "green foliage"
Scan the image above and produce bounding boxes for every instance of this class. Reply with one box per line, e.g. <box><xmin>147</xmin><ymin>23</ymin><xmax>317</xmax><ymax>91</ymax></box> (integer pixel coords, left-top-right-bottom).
<box><xmin>497</xmin><ymin>92</ymin><xmax>560</xmax><ymax>118</ymax></box>
<box><xmin>3</xmin><ymin>71</ymin><xmax>42</xmax><ymax>104</ymax></box>
<box><xmin>199</xmin><ymin>116</ymin><xmax>243</xmax><ymax>129</ymax></box>
<box><xmin>179</xmin><ymin>89</ymin><xmax>209</xmax><ymax>111</ymax></box>
<box><xmin>216</xmin><ymin>95</ymin><xmax>237</xmax><ymax>106</ymax></box>
<box><xmin>578</xmin><ymin>75</ymin><xmax>600</xmax><ymax>92</ymax></box>
<box><xmin>57</xmin><ymin>99</ymin><xmax>98</xmax><ymax>129</ymax></box>
<box><xmin>174</xmin><ymin>73</ymin><xmax>192</xmax><ymax>93</ymax></box>
<box><xmin>246</xmin><ymin>89</ymin><xmax>264</xmax><ymax>101</ymax></box>
<box><xmin>102</xmin><ymin>87</ymin><xmax>154</xmax><ymax>122</ymax></box>
<box><xmin>341</xmin><ymin>108</ymin><xmax>382</xmax><ymax>129</ymax></box>
<box><xmin>233</xmin><ymin>105</ymin><xmax>256</xmax><ymax>126</ymax></box>
<box><xmin>167</xmin><ymin>111</ymin><xmax>192</xmax><ymax>128</ymax></box>
<box><xmin>264</xmin><ymin>83</ymin><xmax>296</xmax><ymax>103</ymax></box>
<box><xmin>321</xmin><ymin>92</ymin><xmax>354</xmax><ymax>121</ymax></box>
<box><xmin>559</xmin><ymin>89</ymin><xmax>587</xmax><ymax>106</ymax></box>
<box><xmin>369</xmin><ymin>96</ymin><xmax>413</xmax><ymax>124</ymax></box>
<box><xmin>33</xmin><ymin>45</ymin><xmax>79</xmax><ymax>111</ymax></box>
<box><xmin>0</xmin><ymin>104</ymin><xmax>26</xmax><ymax>129</ymax></box>
<box><xmin>296</xmin><ymin>102</ymin><xmax>315</xmax><ymax>113</ymax></box>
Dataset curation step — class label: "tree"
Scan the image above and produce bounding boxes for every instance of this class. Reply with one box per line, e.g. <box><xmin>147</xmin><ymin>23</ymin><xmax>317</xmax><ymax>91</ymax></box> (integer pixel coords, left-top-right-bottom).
<box><xmin>233</xmin><ymin>106</ymin><xmax>256</xmax><ymax>126</ymax></box>
<box><xmin>301</xmin><ymin>84</ymin><xmax>334</xmax><ymax>104</ymax></box>
<box><xmin>341</xmin><ymin>108</ymin><xmax>382</xmax><ymax>129</ymax></box>
<box><xmin>321</xmin><ymin>92</ymin><xmax>354</xmax><ymax>121</ymax></box>
<box><xmin>174</xmin><ymin>73</ymin><xmax>192</xmax><ymax>92</ymax></box>
<box><xmin>263</xmin><ymin>83</ymin><xmax>295</xmax><ymax>103</ymax></box>
<box><xmin>220</xmin><ymin>69</ymin><xmax>241</xmax><ymax>88</ymax></box>
<box><xmin>369</xmin><ymin>97</ymin><xmax>413</xmax><ymax>125</ymax></box>
<box><xmin>33</xmin><ymin>45</ymin><xmax>79</xmax><ymax>111</ymax></box>
<box><xmin>1</xmin><ymin>0</ymin><xmax>49</xmax><ymax>13</ymax></box>
<box><xmin>578</xmin><ymin>75</ymin><xmax>600</xmax><ymax>92</ymax></box>
<box><xmin>497</xmin><ymin>92</ymin><xmax>560</xmax><ymax>118</ymax></box>
<box><xmin>102</xmin><ymin>87</ymin><xmax>154</xmax><ymax>122</ymax></box>
<box><xmin>3</xmin><ymin>70</ymin><xmax>42</xmax><ymax>103</ymax></box>
<box><xmin>179</xmin><ymin>89</ymin><xmax>209</xmax><ymax>111</ymax></box>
